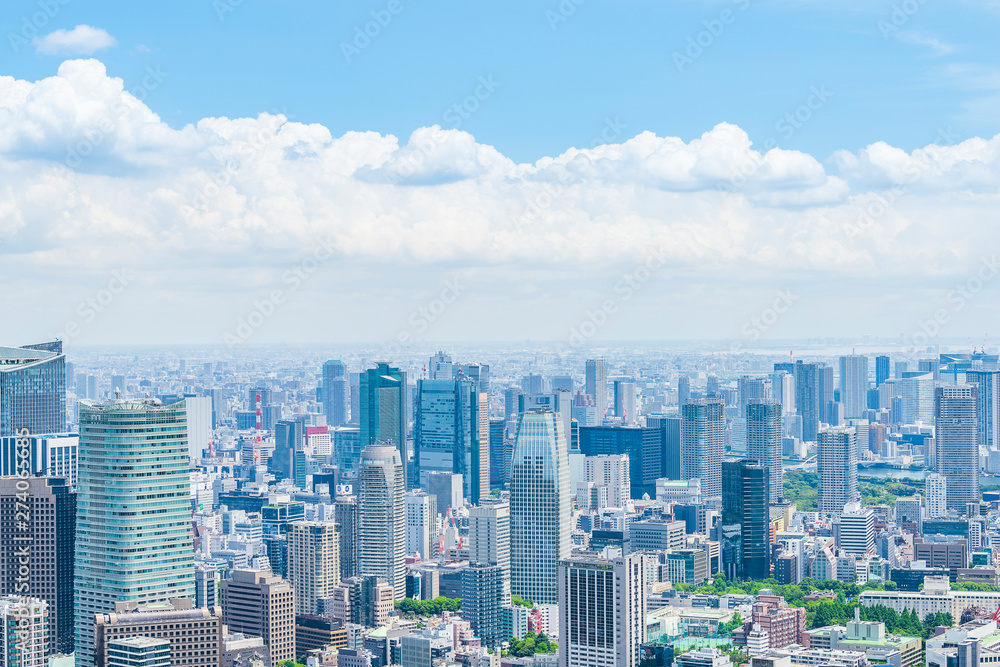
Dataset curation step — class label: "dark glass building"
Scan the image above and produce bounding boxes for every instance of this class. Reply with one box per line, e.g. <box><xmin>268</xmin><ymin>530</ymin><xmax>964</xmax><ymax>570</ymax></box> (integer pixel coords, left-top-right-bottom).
<box><xmin>721</xmin><ymin>459</ymin><xmax>770</xmax><ymax>580</ymax></box>
<box><xmin>578</xmin><ymin>426</ymin><xmax>662</xmax><ymax>499</ymax></box>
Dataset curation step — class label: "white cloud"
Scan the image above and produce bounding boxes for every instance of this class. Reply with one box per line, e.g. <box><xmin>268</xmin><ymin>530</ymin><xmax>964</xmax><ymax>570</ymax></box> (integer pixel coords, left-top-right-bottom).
<box><xmin>33</xmin><ymin>25</ymin><xmax>117</xmax><ymax>56</ymax></box>
<box><xmin>1</xmin><ymin>59</ymin><xmax>999</xmax><ymax>345</ymax></box>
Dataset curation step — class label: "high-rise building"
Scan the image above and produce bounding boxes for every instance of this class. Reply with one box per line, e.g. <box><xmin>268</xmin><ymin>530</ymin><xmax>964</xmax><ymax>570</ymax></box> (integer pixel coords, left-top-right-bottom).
<box><xmin>558</xmin><ymin>554</ymin><xmax>646</xmax><ymax>667</ymax></box>
<box><xmin>0</xmin><ymin>341</ymin><xmax>66</xmax><ymax>437</ymax></box>
<box><xmin>966</xmin><ymin>370</ymin><xmax>1000</xmax><ymax>451</ymax></box>
<box><xmin>738</xmin><ymin>376</ymin><xmax>772</xmax><ymax>418</ymax></box>
<box><xmin>706</xmin><ymin>375</ymin><xmax>720</xmax><ymax>397</ymax></box>
<box><xmin>221</xmin><ymin>569</ymin><xmax>296</xmax><ymax>664</ymax></box>
<box><xmin>795</xmin><ymin>361</ymin><xmax>832</xmax><ymax>442</ymax></box>
<box><xmin>288</xmin><ymin>521</ymin><xmax>341</xmax><ymax>615</ymax></box>
<box><xmin>901</xmin><ymin>372</ymin><xmax>935</xmax><ymax>425</ymax></box>
<box><xmin>194</xmin><ymin>564</ymin><xmax>220</xmax><ymax>610</ymax></box>
<box><xmin>746</xmin><ymin>400</ymin><xmax>782</xmax><ymax>503</ymax></box>
<box><xmin>413</xmin><ymin>378</ymin><xmax>489</xmax><ymax>503</ymax></box>
<box><xmin>834</xmin><ymin>505</ymin><xmax>875</xmax><ymax>555</ymax></box>
<box><xmin>926</xmin><ymin>473</ymin><xmax>947</xmax><ymax>518</ymax></box>
<box><xmin>935</xmin><ymin>384</ymin><xmax>980</xmax><ymax>513</ymax></box>
<box><xmin>875</xmin><ymin>355</ymin><xmax>891</xmax><ymax>387</ymax></box>
<box><xmin>0</xmin><ymin>477</ymin><xmax>75</xmax><ymax>654</ymax></box>
<box><xmin>0</xmin><ymin>433</ymin><xmax>78</xmax><ymax>487</ymax></box>
<box><xmin>677</xmin><ymin>376</ymin><xmax>691</xmax><ymax>407</ymax></box>
<box><xmin>271</xmin><ymin>417</ymin><xmax>306</xmax><ymax>483</ymax></box>
<box><xmin>681</xmin><ymin>397</ymin><xmax>725</xmax><ymax>499</ymax></box>
<box><xmin>646</xmin><ymin>415</ymin><xmax>681</xmax><ymax>480</ymax></box>
<box><xmin>721</xmin><ymin>460</ymin><xmax>770</xmax><ymax>581</ymax></box>
<box><xmin>428</xmin><ymin>351</ymin><xmax>453</xmax><ymax>380</ymax></box>
<box><xmin>359</xmin><ymin>364</ymin><xmax>407</xmax><ymax>487</ymax></box>
<box><xmin>488</xmin><ymin>418</ymin><xmax>508</xmax><ymax>489</ymax></box>
<box><xmin>94</xmin><ymin>599</ymin><xmax>223</xmax><ymax>667</ymax></box>
<box><xmin>584</xmin><ymin>454</ymin><xmax>630</xmax><ymax>508</ymax></box>
<box><xmin>358</xmin><ymin>445</ymin><xmax>405</xmax><ymax>599</ymax></box>
<box><xmin>839</xmin><ymin>355</ymin><xmax>869</xmax><ymax>419</ymax></box>
<box><xmin>817</xmin><ymin>426</ymin><xmax>858</xmax><ymax>517</ymax></box>
<box><xmin>404</xmin><ymin>490</ymin><xmax>437</xmax><ymax>559</ymax></box>
<box><xmin>578</xmin><ymin>426</ymin><xmax>662</xmax><ymax>499</ymax></box>
<box><xmin>468</xmin><ymin>501</ymin><xmax>511</xmax><ymax>600</ymax></box>
<box><xmin>771</xmin><ymin>370</ymin><xmax>795</xmax><ymax>416</ymax></box>
<box><xmin>585</xmin><ymin>359</ymin><xmax>608</xmax><ymax>418</ymax></box>
<box><xmin>510</xmin><ymin>410</ymin><xmax>571</xmax><ymax>605</ymax></box>
<box><xmin>614</xmin><ymin>380</ymin><xmax>638</xmax><ymax>424</ymax></box>
<box><xmin>334</xmin><ymin>498</ymin><xmax>358</xmax><ymax>580</ymax></box>
<box><xmin>75</xmin><ymin>399</ymin><xmax>195</xmax><ymax>667</ymax></box>
<box><xmin>461</xmin><ymin>564</ymin><xmax>505</xmax><ymax>649</ymax></box>
<box><xmin>0</xmin><ymin>596</ymin><xmax>48</xmax><ymax>667</ymax></box>
<box><xmin>323</xmin><ymin>360</ymin><xmax>349</xmax><ymax>428</ymax></box>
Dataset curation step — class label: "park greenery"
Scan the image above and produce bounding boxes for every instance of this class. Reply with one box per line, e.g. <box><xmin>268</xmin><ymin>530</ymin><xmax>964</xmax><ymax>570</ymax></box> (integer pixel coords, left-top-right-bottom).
<box><xmin>783</xmin><ymin>470</ymin><xmax>926</xmax><ymax>511</ymax></box>
<box><xmin>511</xmin><ymin>594</ymin><xmax>534</xmax><ymax>608</ymax></box>
<box><xmin>394</xmin><ymin>596</ymin><xmax>462</xmax><ymax>616</ymax></box>
<box><xmin>503</xmin><ymin>631</ymin><xmax>558</xmax><ymax>657</ymax></box>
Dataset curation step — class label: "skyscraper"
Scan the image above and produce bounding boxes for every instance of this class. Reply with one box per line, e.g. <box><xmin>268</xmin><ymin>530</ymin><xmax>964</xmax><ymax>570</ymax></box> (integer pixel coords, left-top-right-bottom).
<box><xmin>558</xmin><ymin>554</ymin><xmax>646</xmax><ymax>667</ymax></box>
<box><xmin>0</xmin><ymin>477</ymin><xmax>75</xmax><ymax>654</ymax></box>
<box><xmin>0</xmin><ymin>596</ymin><xmax>49</xmax><ymax>667</ymax></box>
<box><xmin>488</xmin><ymin>418</ymin><xmax>508</xmax><ymax>488</ymax></box>
<box><xmin>966</xmin><ymin>370</ymin><xmax>1000</xmax><ymax>451</ymax></box>
<box><xmin>817</xmin><ymin>426</ymin><xmax>858</xmax><ymax>517</ymax></box>
<box><xmin>681</xmin><ymin>397</ymin><xmax>725</xmax><ymax>499</ymax></box>
<box><xmin>404</xmin><ymin>490</ymin><xmax>436</xmax><ymax>559</ymax></box>
<box><xmin>935</xmin><ymin>384</ymin><xmax>980</xmax><ymax>513</ymax></box>
<box><xmin>287</xmin><ymin>520</ymin><xmax>341</xmax><ymax>615</ymax></box>
<box><xmin>0</xmin><ymin>341</ymin><xmax>66</xmax><ymax>437</ymax></box>
<box><xmin>721</xmin><ymin>459</ymin><xmax>770</xmax><ymax>580</ymax></box>
<box><xmin>875</xmin><ymin>355</ymin><xmax>891</xmax><ymax>387</ymax></box>
<box><xmin>585</xmin><ymin>359</ymin><xmax>608</xmax><ymax>418</ymax></box>
<box><xmin>510</xmin><ymin>410</ymin><xmax>570</xmax><ymax>605</ymax></box>
<box><xmin>461</xmin><ymin>564</ymin><xmax>505</xmax><ymax>649</ymax></box>
<box><xmin>677</xmin><ymin>375</ymin><xmax>690</xmax><ymax>407</ymax></box>
<box><xmin>738</xmin><ymin>376</ymin><xmax>772</xmax><ymax>418</ymax></box>
<box><xmin>839</xmin><ymin>355</ymin><xmax>869</xmax><ymax>420</ymax></box>
<box><xmin>221</xmin><ymin>570</ymin><xmax>296</xmax><ymax>664</ymax></box>
<box><xmin>271</xmin><ymin>416</ymin><xmax>306</xmax><ymax>483</ymax></box>
<box><xmin>468</xmin><ymin>501</ymin><xmax>511</xmax><ymax>600</ymax></box>
<box><xmin>746</xmin><ymin>399</ymin><xmax>782</xmax><ymax>503</ymax></box>
<box><xmin>75</xmin><ymin>399</ymin><xmax>195</xmax><ymax>667</ymax></box>
<box><xmin>323</xmin><ymin>360</ymin><xmax>349</xmax><ymax>428</ymax></box>
<box><xmin>926</xmin><ymin>473</ymin><xmax>947</xmax><ymax>518</ymax></box>
<box><xmin>795</xmin><ymin>361</ymin><xmax>831</xmax><ymax>442</ymax></box>
<box><xmin>358</xmin><ymin>444</ymin><xmax>406</xmax><ymax>599</ymax></box>
<box><xmin>334</xmin><ymin>497</ymin><xmax>358</xmax><ymax>580</ymax></box>
<box><xmin>413</xmin><ymin>377</ymin><xmax>489</xmax><ymax>503</ymax></box>
<box><xmin>428</xmin><ymin>351</ymin><xmax>453</xmax><ymax>380</ymax></box>
<box><xmin>614</xmin><ymin>380</ymin><xmax>637</xmax><ymax>423</ymax></box>
<box><xmin>359</xmin><ymin>364</ymin><xmax>407</xmax><ymax>487</ymax></box>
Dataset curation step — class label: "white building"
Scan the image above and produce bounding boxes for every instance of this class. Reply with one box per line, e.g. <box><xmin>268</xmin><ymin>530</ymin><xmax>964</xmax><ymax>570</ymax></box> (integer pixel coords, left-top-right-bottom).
<box><xmin>926</xmin><ymin>473</ymin><xmax>948</xmax><ymax>518</ymax></box>
<box><xmin>287</xmin><ymin>520</ymin><xmax>340</xmax><ymax>615</ymax></box>
<box><xmin>584</xmin><ymin>454</ymin><xmax>630</xmax><ymax>508</ymax></box>
<box><xmin>0</xmin><ymin>596</ymin><xmax>49</xmax><ymax>667</ymax></box>
<box><xmin>405</xmin><ymin>490</ymin><xmax>436</xmax><ymax>559</ymax></box>
<box><xmin>468</xmin><ymin>501</ymin><xmax>511</xmax><ymax>600</ymax></box>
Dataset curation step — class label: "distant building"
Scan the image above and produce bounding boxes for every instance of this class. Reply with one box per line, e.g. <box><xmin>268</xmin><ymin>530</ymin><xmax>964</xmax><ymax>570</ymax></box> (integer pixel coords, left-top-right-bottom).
<box><xmin>817</xmin><ymin>426</ymin><xmax>858</xmax><ymax>516</ymax></box>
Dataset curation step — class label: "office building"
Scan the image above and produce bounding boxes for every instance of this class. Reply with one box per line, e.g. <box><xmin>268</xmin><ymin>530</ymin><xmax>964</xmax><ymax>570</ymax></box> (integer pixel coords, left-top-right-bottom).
<box><xmin>585</xmin><ymin>359</ymin><xmax>608</xmax><ymax>418</ymax></box>
<box><xmin>288</xmin><ymin>521</ymin><xmax>341</xmax><ymax>615</ymax></box>
<box><xmin>681</xmin><ymin>397</ymin><xmax>725</xmax><ymax>499</ymax></box>
<box><xmin>902</xmin><ymin>372</ymin><xmax>935</xmax><ymax>425</ymax></box>
<box><xmin>405</xmin><ymin>490</ymin><xmax>437</xmax><ymax>559</ymax></box>
<box><xmin>585</xmin><ymin>454</ymin><xmax>630</xmax><ymax>508</ymax></box>
<box><xmin>468</xmin><ymin>501</ymin><xmax>511</xmax><ymax>599</ymax></box>
<box><xmin>614</xmin><ymin>380</ymin><xmax>638</xmax><ymax>423</ymax></box>
<box><xmin>413</xmin><ymin>378</ymin><xmax>489</xmax><ymax>503</ymax></box>
<box><xmin>839</xmin><ymin>355</ymin><xmax>869</xmax><ymax>420</ymax></box>
<box><xmin>966</xmin><ymin>370</ymin><xmax>1000</xmax><ymax>451</ymax></box>
<box><xmin>835</xmin><ymin>506</ymin><xmax>875</xmax><ymax>555</ymax></box>
<box><xmin>295</xmin><ymin>615</ymin><xmax>347</xmax><ymax>655</ymax></box>
<box><xmin>876</xmin><ymin>355</ymin><xmax>891</xmax><ymax>387</ymax></box>
<box><xmin>0</xmin><ymin>433</ymin><xmax>78</xmax><ymax>488</ymax></box>
<box><xmin>323</xmin><ymin>360</ymin><xmax>349</xmax><ymax>428</ymax></box>
<box><xmin>271</xmin><ymin>417</ymin><xmax>306</xmax><ymax>483</ymax></box>
<box><xmin>578</xmin><ymin>426</ymin><xmax>662</xmax><ymax>500</ymax></box>
<box><xmin>721</xmin><ymin>460</ymin><xmax>770</xmax><ymax>580</ymax></box>
<box><xmin>817</xmin><ymin>426</ymin><xmax>858</xmax><ymax>516</ymax></box>
<box><xmin>510</xmin><ymin>410</ymin><xmax>571</xmax><ymax>605</ymax></box>
<box><xmin>795</xmin><ymin>361</ymin><xmax>833</xmax><ymax>442</ymax></box>
<box><xmin>0</xmin><ymin>596</ymin><xmax>48</xmax><ymax>667</ymax></box>
<box><xmin>927</xmin><ymin>473</ymin><xmax>948</xmax><ymax>518</ymax></box>
<box><xmin>738</xmin><ymin>376</ymin><xmax>772</xmax><ymax>418</ymax></box>
<box><xmin>935</xmin><ymin>385</ymin><xmax>980</xmax><ymax>513</ymax></box>
<box><xmin>334</xmin><ymin>498</ymin><xmax>358</xmax><ymax>580</ymax></box>
<box><xmin>0</xmin><ymin>476</ymin><xmax>75</xmax><ymax>654</ymax></box>
<box><xmin>358</xmin><ymin>445</ymin><xmax>406</xmax><ymax>599</ymax></box>
<box><xmin>0</xmin><ymin>342</ymin><xmax>66</xmax><ymax>437</ymax></box>
<box><xmin>558</xmin><ymin>554</ymin><xmax>646</xmax><ymax>667</ymax></box>
<box><xmin>195</xmin><ymin>565</ymin><xmax>220</xmax><ymax>610</ymax></box>
<box><xmin>629</xmin><ymin>520</ymin><xmax>686</xmax><ymax>552</ymax></box>
<box><xmin>488</xmin><ymin>418</ymin><xmax>508</xmax><ymax>488</ymax></box>
<box><xmin>221</xmin><ymin>569</ymin><xmax>295</xmax><ymax>664</ymax></box>
<box><xmin>107</xmin><ymin>637</ymin><xmax>171</xmax><ymax>667</ymax></box>
<box><xmin>359</xmin><ymin>363</ymin><xmax>407</xmax><ymax>487</ymax></box>
<box><xmin>746</xmin><ymin>400</ymin><xmax>782</xmax><ymax>503</ymax></box>
<box><xmin>75</xmin><ymin>399</ymin><xmax>195</xmax><ymax>667</ymax></box>
<box><xmin>678</xmin><ymin>375</ymin><xmax>691</xmax><ymax>407</ymax></box>
<box><xmin>462</xmin><ymin>564</ymin><xmax>505</xmax><ymax>649</ymax></box>
<box><xmin>94</xmin><ymin>599</ymin><xmax>223</xmax><ymax>667</ymax></box>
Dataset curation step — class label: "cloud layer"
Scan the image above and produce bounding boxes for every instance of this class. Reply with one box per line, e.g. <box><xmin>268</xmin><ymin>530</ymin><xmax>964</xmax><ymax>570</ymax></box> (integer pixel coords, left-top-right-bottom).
<box><xmin>32</xmin><ymin>25</ymin><xmax>117</xmax><ymax>56</ymax></box>
<box><xmin>1</xmin><ymin>60</ymin><xmax>999</xmax><ymax>344</ymax></box>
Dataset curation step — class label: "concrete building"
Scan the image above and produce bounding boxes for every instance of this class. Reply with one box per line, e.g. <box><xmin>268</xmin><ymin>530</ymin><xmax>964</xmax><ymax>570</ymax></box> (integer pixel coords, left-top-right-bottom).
<box><xmin>94</xmin><ymin>598</ymin><xmax>222</xmax><ymax>667</ymax></box>
<box><xmin>468</xmin><ymin>501</ymin><xmax>511</xmax><ymax>600</ymax></box>
<box><xmin>751</xmin><ymin>593</ymin><xmax>807</xmax><ymax>649</ymax></box>
<box><xmin>558</xmin><ymin>554</ymin><xmax>646</xmax><ymax>667</ymax></box>
<box><xmin>681</xmin><ymin>398</ymin><xmax>725</xmax><ymax>499</ymax></box>
<box><xmin>288</xmin><ymin>521</ymin><xmax>341</xmax><ymax>615</ymax></box>
<box><xmin>221</xmin><ymin>570</ymin><xmax>296</xmax><ymax>664</ymax></box>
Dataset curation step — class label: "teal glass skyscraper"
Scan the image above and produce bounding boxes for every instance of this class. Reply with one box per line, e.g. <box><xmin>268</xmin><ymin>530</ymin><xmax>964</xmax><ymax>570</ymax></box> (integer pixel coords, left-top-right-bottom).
<box><xmin>74</xmin><ymin>399</ymin><xmax>195</xmax><ymax>667</ymax></box>
<box><xmin>0</xmin><ymin>341</ymin><xmax>66</xmax><ymax>437</ymax></box>
<box><xmin>359</xmin><ymin>363</ymin><xmax>407</xmax><ymax>485</ymax></box>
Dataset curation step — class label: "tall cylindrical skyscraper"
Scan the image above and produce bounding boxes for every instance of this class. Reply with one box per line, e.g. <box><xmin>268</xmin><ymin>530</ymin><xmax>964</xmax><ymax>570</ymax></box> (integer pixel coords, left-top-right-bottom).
<box><xmin>510</xmin><ymin>409</ymin><xmax>570</xmax><ymax>605</ymax></box>
<box><xmin>358</xmin><ymin>444</ymin><xmax>406</xmax><ymax>599</ymax></box>
<box><xmin>74</xmin><ymin>399</ymin><xmax>194</xmax><ymax>667</ymax></box>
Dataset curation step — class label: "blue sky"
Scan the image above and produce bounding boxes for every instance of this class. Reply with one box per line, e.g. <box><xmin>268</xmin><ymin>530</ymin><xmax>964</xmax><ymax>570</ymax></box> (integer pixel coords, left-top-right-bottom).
<box><xmin>1</xmin><ymin>0</ymin><xmax>1000</xmax><ymax>348</ymax></box>
<box><xmin>3</xmin><ymin>0</ymin><xmax>998</xmax><ymax>163</ymax></box>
